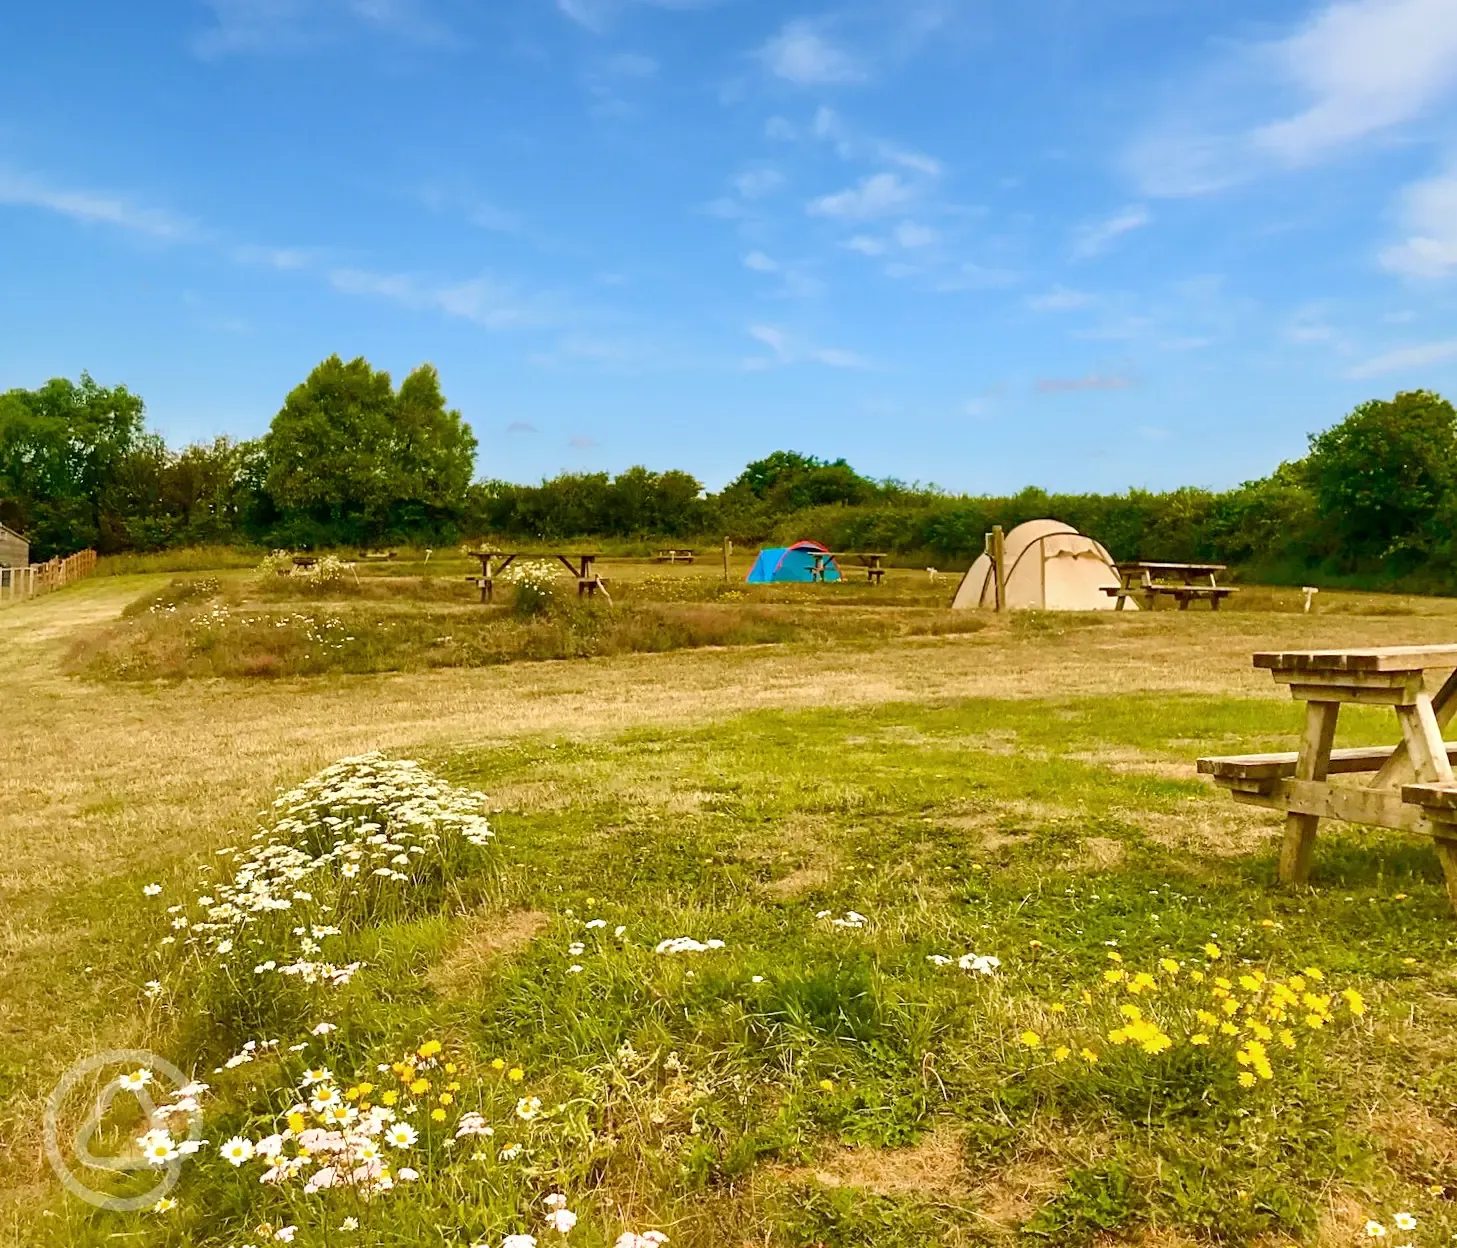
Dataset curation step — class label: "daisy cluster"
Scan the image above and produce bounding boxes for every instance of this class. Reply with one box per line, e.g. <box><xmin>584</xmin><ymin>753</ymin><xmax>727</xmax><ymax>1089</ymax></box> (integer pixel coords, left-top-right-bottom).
<box><xmin>199</xmin><ymin>1033</ymin><xmax>673</xmax><ymax>1247</ymax></box>
<box><xmin>122</xmin><ymin>1068</ymin><xmax>210</xmax><ymax>1167</ymax></box>
<box><xmin>149</xmin><ymin>754</ymin><xmax>494</xmax><ymax>991</ymax></box>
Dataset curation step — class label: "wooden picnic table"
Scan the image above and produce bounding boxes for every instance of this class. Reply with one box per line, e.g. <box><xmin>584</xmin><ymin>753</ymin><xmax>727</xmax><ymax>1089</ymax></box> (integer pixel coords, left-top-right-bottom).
<box><xmin>653</xmin><ymin>549</ymin><xmax>695</xmax><ymax>564</ymax></box>
<box><xmin>1105</xmin><ymin>561</ymin><xmax>1236</xmax><ymax>611</ymax></box>
<box><xmin>1198</xmin><ymin>645</ymin><xmax>1457</xmax><ymax>912</ymax></box>
<box><xmin>810</xmin><ymin>552</ymin><xmax>888</xmax><ymax>584</ymax></box>
<box><xmin>465</xmin><ymin>551</ymin><xmax>603</xmax><ymax>603</ymax></box>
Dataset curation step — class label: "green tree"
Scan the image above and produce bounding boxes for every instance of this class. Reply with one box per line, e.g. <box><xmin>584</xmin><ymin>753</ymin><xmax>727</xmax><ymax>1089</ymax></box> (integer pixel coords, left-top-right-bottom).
<box><xmin>263</xmin><ymin>356</ymin><xmax>477</xmax><ymax>544</ymax></box>
<box><xmin>1305</xmin><ymin>390</ymin><xmax>1457</xmax><ymax>560</ymax></box>
<box><xmin>0</xmin><ymin>373</ymin><xmax>147</xmax><ymax>557</ymax></box>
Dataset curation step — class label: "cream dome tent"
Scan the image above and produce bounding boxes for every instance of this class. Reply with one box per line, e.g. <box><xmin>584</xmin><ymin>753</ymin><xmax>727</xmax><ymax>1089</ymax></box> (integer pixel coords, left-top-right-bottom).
<box><xmin>951</xmin><ymin>519</ymin><xmax>1133</xmax><ymax>611</ymax></box>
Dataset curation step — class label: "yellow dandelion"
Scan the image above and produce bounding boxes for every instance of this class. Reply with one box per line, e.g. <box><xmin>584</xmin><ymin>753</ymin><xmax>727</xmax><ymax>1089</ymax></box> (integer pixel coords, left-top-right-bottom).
<box><xmin>1080</xmin><ymin>991</ymin><xmax>1093</xmax><ymax>1005</ymax></box>
<box><xmin>1219</xmin><ymin>1021</ymin><xmax>1240</xmax><ymax>1036</ymax></box>
<box><xmin>1104</xmin><ymin>968</ymin><xmax>1126</xmax><ymax>983</ymax></box>
<box><xmin>1019</xmin><ymin>1031</ymin><xmax>1042</xmax><ymax>1049</ymax></box>
<box><xmin>409</xmin><ymin>1079</ymin><xmax>430</xmax><ymax>1095</ymax></box>
<box><xmin>287</xmin><ymin>1111</ymin><xmax>306</xmax><ymax>1135</ymax></box>
<box><xmin>1107</xmin><ymin>951</ymin><xmax>1123</xmax><ymax>963</ymax></box>
<box><xmin>1159</xmin><ymin>958</ymin><xmax>1180</xmax><ymax>975</ymax></box>
<box><xmin>1203</xmin><ymin>943</ymin><xmax>1222</xmax><ymax>960</ymax></box>
<box><xmin>1196</xmin><ymin>1009</ymin><xmax>1218</xmax><ymax>1026</ymax></box>
<box><xmin>507</xmin><ymin>1067</ymin><xmax>524</xmax><ymax>1083</ymax></box>
<box><xmin>1053</xmin><ymin>1045</ymin><xmax>1071</xmax><ymax>1062</ymax></box>
<box><xmin>439</xmin><ymin>1092</ymin><xmax>454</xmax><ymax>1106</ymax></box>
<box><xmin>818</xmin><ymin>1078</ymin><xmax>835</xmax><ymax>1091</ymax></box>
<box><xmin>1237</xmin><ymin>1070</ymin><xmax>1256</xmax><ymax>1088</ymax></box>
<box><xmin>1119</xmin><ymin>1003</ymin><xmax>1143</xmax><ymax>1021</ymax></box>
<box><xmin>1303</xmin><ymin>1013</ymin><xmax>1326</xmax><ymax>1030</ymax></box>
<box><xmin>1302</xmin><ymin>966</ymin><xmax>1323</xmax><ymax>982</ymax></box>
<box><xmin>417</xmin><ymin>1039</ymin><xmax>442</xmax><ymax>1058</ymax></box>
<box><xmin>1276</xmin><ymin>1028</ymin><xmax>1295</xmax><ymax>1049</ymax></box>
<box><xmin>444</xmin><ymin>1063</ymin><xmax>458</xmax><ymax>1074</ymax></box>
<box><xmin>1079</xmin><ymin>1048</ymin><xmax>1099</xmax><ymax>1063</ymax></box>
<box><xmin>1341</xmin><ymin>988</ymin><xmax>1366</xmax><ymax>1017</ymax></box>
<box><xmin>1188</xmin><ymin>969</ymin><xmax>1205</xmax><ymax>983</ymax></box>
<box><xmin>491</xmin><ymin>1058</ymin><xmax>506</xmax><ymax>1072</ymax></box>
<box><xmin>1049</xmin><ymin>1003</ymin><xmax>1066</xmax><ymax>1014</ymax></box>
<box><xmin>431</xmin><ymin>1107</ymin><xmax>447</xmax><ymax>1122</ymax></box>
<box><xmin>381</xmin><ymin>1090</ymin><xmax>398</xmax><ymax>1106</ymax></box>
<box><xmin>1190</xmin><ymin>1033</ymin><xmax>1210</xmax><ymax>1046</ymax></box>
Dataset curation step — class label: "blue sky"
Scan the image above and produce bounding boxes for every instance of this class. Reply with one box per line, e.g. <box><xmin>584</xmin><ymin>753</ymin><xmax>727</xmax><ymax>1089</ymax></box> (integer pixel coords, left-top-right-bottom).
<box><xmin>2</xmin><ymin>0</ymin><xmax>1456</xmax><ymax>493</ymax></box>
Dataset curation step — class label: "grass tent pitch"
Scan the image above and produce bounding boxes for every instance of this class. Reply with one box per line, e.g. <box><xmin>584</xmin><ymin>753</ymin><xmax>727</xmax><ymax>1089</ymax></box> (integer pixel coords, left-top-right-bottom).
<box><xmin>746</xmin><ymin>540</ymin><xmax>841</xmax><ymax>583</ymax></box>
<box><xmin>951</xmin><ymin>518</ymin><xmax>1132</xmax><ymax>611</ymax></box>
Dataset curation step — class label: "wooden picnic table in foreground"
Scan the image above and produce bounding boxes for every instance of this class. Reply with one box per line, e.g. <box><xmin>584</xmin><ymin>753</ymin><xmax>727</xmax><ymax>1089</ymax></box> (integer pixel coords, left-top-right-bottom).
<box><xmin>1199</xmin><ymin>645</ymin><xmax>1457</xmax><ymax>912</ymax></box>
<box><xmin>1106</xmin><ymin>561</ymin><xmax>1237</xmax><ymax>610</ymax></box>
<box><xmin>465</xmin><ymin>551</ymin><xmax>604</xmax><ymax>602</ymax></box>
<box><xmin>810</xmin><ymin>552</ymin><xmax>888</xmax><ymax>584</ymax></box>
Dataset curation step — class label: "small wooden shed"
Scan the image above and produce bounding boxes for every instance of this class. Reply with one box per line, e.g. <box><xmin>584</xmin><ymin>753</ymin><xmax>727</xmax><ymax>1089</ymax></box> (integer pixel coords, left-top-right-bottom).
<box><xmin>0</xmin><ymin>523</ymin><xmax>29</xmax><ymax>569</ymax></box>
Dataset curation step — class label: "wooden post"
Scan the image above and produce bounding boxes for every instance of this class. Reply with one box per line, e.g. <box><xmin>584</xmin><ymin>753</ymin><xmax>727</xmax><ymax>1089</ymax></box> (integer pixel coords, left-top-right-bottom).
<box><xmin>1278</xmin><ymin>700</ymin><xmax>1340</xmax><ymax>886</ymax></box>
<box><xmin>722</xmin><ymin>537</ymin><xmax>732</xmax><ymax>582</ymax></box>
<box><xmin>991</xmin><ymin>525</ymin><xmax>1007</xmax><ymax>613</ymax></box>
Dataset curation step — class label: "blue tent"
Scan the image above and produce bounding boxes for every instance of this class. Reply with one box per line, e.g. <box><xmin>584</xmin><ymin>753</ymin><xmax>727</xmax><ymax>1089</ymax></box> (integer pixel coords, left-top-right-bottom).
<box><xmin>745</xmin><ymin>540</ymin><xmax>841</xmax><ymax>583</ymax></box>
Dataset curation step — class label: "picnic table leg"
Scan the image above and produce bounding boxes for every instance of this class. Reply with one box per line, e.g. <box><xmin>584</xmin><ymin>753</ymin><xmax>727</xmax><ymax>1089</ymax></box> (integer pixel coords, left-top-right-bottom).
<box><xmin>1394</xmin><ymin>691</ymin><xmax>1457</xmax><ymax>914</ymax></box>
<box><xmin>1278</xmin><ymin>700</ymin><xmax>1340</xmax><ymax>886</ymax></box>
<box><xmin>1370</xmin><ymin>668</ymin><xmax>1457</xmax><ymax>789</ymax></box>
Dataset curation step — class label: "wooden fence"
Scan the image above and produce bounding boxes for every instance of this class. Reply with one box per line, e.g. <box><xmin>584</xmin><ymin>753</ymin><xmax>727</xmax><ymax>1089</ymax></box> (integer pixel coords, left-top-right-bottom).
<box><xmin>0</xmin><ymin>548</ymin><xmax>97</xmax><ymax>605</ymax></box>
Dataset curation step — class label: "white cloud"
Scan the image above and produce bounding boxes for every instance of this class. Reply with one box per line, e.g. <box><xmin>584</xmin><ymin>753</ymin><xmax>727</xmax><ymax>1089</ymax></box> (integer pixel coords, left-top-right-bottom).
<box><xmin>1255</xmin><ymin>0</ymin><xmax>1457</xmax><ymax>163</ymax></box>
<box><xmin>743</xmin><ymin>251</ymin><xmax>778</xmax><ymax>273</ymax></box>
<box><xmin>808</xmin><ymin>172</ymin><xmax>913</xmax><ymax>219</ymax></box>
<box><xmin>557</xmin><ymin>0</ymin><xmax>609</xmax><ymax>31</ymax></box>
<box><xmin>879</xmin><ymin>145</ymin><xmax>942</xmax><ymax>177</ymax></box>
<box><xmin>845</xmin><ymin>235</ymin><xmax>887</xmax><ymax>256</ymax></box>
<box><xmin>765</xmin><ymin>116</ymin><xmax>796</xmax><ymax>140</ymax></box>
<box><xmin>733</xmin><ymin>168</ymin><xmax>784</xmax><ymax>199</ymax></box>
<box><xmin>759</xmin><ymin>20</ymin><xmax>864</xmax><ymax>86</ymax></box>
<box><xmin>1381</xmin><ymin>172</ymin><xmax>1457</xmax><ymax>277</ymax></box>
<box><xmin>1128</xmin><ymin>0</ymin><xmax>1457</xmax><ymax>195</ymax></box>
<box><xmin>893</xmin><ymin>220</ymin><xmax>938</xmax><ymax>248</ymax></box>
<box><xmin>741</xmin><ymin>324</ymin><xmax>867</xmax><ymax>370</ymax></box>
<box><xmin>1071</xmin><ymin>205</ymin><xmax>1151</xmax><ymax>259</ymax></box>
<box><xmin>232</xmin><ymin>243</ymin><xmax>314</xmax><ymax>269</ymax></box>
<box><xmin>0</xmin><ymin>168</ymin><xmax>192</xmax><ymax>239</ymax></box>
<box><xmin>327</xmin><ymin>267</ymin><xmax>553</xmax><ymax>329</ymax></box>
<box><xmin>1026</xmin><ymin>286</ymin><xmax>1094</xmax><ymax>312</ymax></box>
<box><xmin>1347</xmin><ymin>338</ymin><xmax>1457</xmax><ymax>378</ymax></box>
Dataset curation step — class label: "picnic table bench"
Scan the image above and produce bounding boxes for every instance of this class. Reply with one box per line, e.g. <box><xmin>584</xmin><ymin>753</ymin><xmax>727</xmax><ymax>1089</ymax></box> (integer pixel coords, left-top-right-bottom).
<box><xmin>1198</xmin><ymin>645</ymin><xmax>1457</xmax><ymax>912</ymax></box>
<box><xmin>465</xmin><ymin>551</ymin><xmax>604</xmax><ymax>603</ymax></box>
<box><xmin>810</xmin><ymin>552</ymin><xmax>888</xmax><ymax>584</ymax></box>
<box><xmin>357</xmin><ymin>549</ymin><xmax>397</xmax><ymax>561</ymax></box>
<box><xmin>653</xmin><ymin>549</ymin><xmax>695</xmax><ymax>564</ymax></box>
<box><xmin>1104</xmin><ymin>561</ymin><xmax>1237</xmax><ymax>610</ymax></box>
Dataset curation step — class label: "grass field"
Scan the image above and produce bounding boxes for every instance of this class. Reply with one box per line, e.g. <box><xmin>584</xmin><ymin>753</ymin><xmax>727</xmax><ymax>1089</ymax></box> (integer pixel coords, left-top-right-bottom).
<box><xmin>5</xmin><ymin>559</ymin><xmax>1457</xmax><ymax>1246</ymax></box>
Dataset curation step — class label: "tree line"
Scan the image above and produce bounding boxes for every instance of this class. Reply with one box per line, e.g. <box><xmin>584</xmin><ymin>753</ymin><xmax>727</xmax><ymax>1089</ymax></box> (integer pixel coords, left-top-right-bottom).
<box><xmin>3</xmin><ymin>355</ymin><xmax>1455</xmax><ymax>588</ymax></box>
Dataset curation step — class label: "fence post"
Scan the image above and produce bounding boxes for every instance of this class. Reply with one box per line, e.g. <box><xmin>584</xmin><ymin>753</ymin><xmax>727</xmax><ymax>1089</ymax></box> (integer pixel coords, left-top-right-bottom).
<box><xmin>991</xmin><ymin>525</ymin><xmax>1007</xmax><ymax>613</ymax></box>
<box><xmin>722</xmin><ymin>537</ymin><xmax>732</xmax><ymax>582</ymax></box>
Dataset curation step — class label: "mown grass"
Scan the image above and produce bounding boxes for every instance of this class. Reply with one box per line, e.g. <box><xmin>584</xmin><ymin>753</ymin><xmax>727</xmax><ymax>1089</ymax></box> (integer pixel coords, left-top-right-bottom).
<box><xmin>66</xmin><ymin>574</ymin><xmax>986</xmax><ymax>681</ymax></box>
<box><xmin>17</xmin><ymin>686</ymin><xmax>1457</xmax><ymax>1247</ymax></box>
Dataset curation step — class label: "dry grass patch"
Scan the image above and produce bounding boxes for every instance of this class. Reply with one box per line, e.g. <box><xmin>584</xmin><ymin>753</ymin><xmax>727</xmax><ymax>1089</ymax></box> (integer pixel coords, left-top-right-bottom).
<box><xmin>427</xmin><ymin>908</ymin><xmax>551</xmax><ymax>999</ymax></box>
<box><xmin>972</xmin><ymin>1152</ymin><xmax>1068</xmax><ymax>1229</ymax></box>
<box><xmin>1369</xmin><ymin>1102</ymin><xmax>1457</xmax><ymax>1183</ymax></box>
<box><xmin>789</xmin><ymin>1126</ymin><xmax>972</xmax><ymax>1199</ymax></box>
